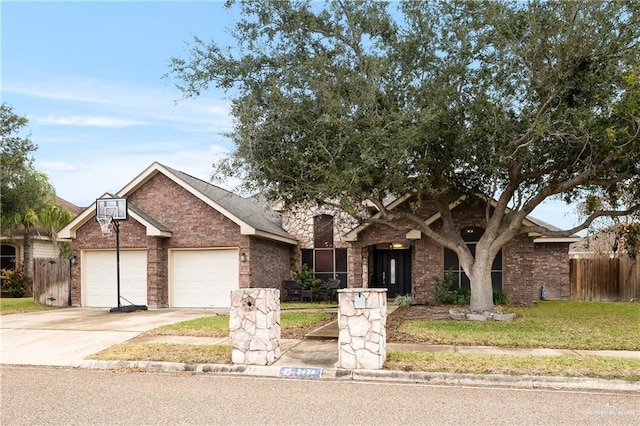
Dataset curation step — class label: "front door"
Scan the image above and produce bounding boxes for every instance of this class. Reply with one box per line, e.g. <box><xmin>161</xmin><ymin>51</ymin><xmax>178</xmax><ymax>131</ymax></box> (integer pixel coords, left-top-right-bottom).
<box><xmin>372</xmin><ymin>248</ymin><xmax>412</xmax><ymax>298</ymax></box>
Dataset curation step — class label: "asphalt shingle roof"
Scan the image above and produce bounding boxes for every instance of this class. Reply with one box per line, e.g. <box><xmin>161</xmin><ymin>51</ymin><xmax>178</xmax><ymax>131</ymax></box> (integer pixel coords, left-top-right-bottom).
<box><xmin>162</xmin><ymin>164</ymin><xmax>294</xmax><ymax>241</ymax></box>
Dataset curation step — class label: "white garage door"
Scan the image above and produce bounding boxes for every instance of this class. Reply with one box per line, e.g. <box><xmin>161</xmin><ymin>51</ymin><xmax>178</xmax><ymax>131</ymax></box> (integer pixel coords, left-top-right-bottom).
<box><xmin>83</xmin><ymin>250</ymin><xmax>147</xmax><ymax>307</ymax></box>
<box><xmin>170</xmin><ymin>249</ymin><xmax>239</xmax><ymax>308</ymax></box>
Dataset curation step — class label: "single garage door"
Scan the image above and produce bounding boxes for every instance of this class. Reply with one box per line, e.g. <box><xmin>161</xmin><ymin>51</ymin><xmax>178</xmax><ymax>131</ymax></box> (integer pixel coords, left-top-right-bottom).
<box><xmin>170</xmin><ymin>249</ymin><xmax>239</xmax><ymax>308</ymax></box>
<box><xmin>83</xmin><ymin>250</ymin><xmax>147</xmax><ymax>307</ymax></box>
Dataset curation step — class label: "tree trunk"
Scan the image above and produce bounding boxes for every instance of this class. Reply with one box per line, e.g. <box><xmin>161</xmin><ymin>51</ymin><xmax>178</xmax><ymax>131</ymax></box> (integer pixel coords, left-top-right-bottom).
<box><xmin>23</xmin><ymin>232</ymin><xmax>33</xmax><ymax>283</ymax></box>
<box><xmin>467</xmin><ymin>252</ymin><xmax>495</xmax><ymax>313</ymax></box>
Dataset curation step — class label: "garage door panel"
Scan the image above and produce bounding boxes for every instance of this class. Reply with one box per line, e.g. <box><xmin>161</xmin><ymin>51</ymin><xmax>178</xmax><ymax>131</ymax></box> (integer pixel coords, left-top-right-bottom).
<box><xmin>171</xmin><ymin>249</ymin><xmax>238</xmax><ymax>308</ymax></box>
<box><xmin>84</xmin><ymin>250</ymin><xmax>147</xmax><ymax>307</ymax></box>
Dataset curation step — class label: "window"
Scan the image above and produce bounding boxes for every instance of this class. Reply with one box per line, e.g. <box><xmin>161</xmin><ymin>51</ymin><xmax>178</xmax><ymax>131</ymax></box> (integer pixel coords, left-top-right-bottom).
<box><xmin>1</xmin><ymin>245</ymin><xmax>17</xmax><ymax>270</ymax></box>
<box><xmin>314</xmin><ymin>214</ymin><xmax>333</xmax><ymax>248</ymax></box>
<box><xmin>301</xmin><ymin>215</ymin><xmax>348</xmax><ymax>285</ymax></box>
<box><xmin>443</xmin><ymin>227</ymin><xmax>502</xmax><ymax>291</ymax></box>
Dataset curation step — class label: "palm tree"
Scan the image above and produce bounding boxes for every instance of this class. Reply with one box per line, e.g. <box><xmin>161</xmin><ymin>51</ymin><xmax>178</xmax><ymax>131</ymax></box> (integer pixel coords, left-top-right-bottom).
<box><xmin>2</xmin><ymin>172</ymin><xmax>73</xmax><ymax>282</ymax></box>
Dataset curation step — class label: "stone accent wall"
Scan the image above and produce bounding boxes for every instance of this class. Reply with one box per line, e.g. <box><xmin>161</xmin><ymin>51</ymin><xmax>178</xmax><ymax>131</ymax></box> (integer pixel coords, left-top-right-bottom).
<box><xmin>281</xmin><ymin>204</ymin><xmax>357</xmax><ymax>249</ymax></box>
<box><xmin>338</xmin><ymin>288</ymin><xmax>387</xmax><ymax>370</ymax></box>
<box><xmin>230</xmin><ymin>288</ymin><xmax>281</xmax><ymax>366</ymax></box>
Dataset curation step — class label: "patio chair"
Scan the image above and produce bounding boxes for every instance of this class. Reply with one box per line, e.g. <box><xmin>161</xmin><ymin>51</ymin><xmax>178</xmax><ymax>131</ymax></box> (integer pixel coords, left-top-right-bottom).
<box><xmin>325</xmin><ymin>279</ymin><xmax>342</xmax><ymax>304</ymax></box>
<box><xmin>282</xmin><ymin>280</ymin><xmax>303</xmax><ymax>302</ymax></box>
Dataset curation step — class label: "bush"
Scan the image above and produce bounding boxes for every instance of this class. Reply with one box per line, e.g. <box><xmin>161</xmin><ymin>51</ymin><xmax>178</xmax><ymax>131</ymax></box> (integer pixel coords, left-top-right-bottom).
<box><xmin>433</xmin><ymin>272</ymin><xmax>470</xmax><ymax>305</ymax></box>
<box><xmin>1</xmin><ymin>268</ymin><xmax>32</xmax><ymax>298</ymax></box>
<box><xmin>293</xmin><ymin>264</ymin><xmax>325</xmax><ymax>291</ymax></box>
<box><xmin>393</xmin><ymin>294</ymin><xmax>416</xmax><ymax>306</ymax></box>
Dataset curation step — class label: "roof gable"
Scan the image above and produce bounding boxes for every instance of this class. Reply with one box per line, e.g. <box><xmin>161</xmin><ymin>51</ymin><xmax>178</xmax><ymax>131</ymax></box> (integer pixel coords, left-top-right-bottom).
<box><xmin>59</xmin><ymin>162</ymin><xmax>297</xmax><ymax>245</ymax></box>
<box><xmin>57</xmin><ymin>193</ymin><xmax>172</xmax><ymax>239</ymax></box>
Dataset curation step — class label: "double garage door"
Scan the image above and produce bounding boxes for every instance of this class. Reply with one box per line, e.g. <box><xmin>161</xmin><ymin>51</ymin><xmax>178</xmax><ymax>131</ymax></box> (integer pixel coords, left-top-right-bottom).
<box><xmin>83</xmin><ymin>249</ymin><xmax>238</xmax><ymax>308</ymax></box>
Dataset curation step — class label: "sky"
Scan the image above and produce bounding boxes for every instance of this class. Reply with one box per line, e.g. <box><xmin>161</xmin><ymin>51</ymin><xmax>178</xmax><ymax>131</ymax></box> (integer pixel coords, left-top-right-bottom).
<box><xmin>1</xmin><ymin>0</ymin><xmax>582</xmax><ymax>231</ymax></box>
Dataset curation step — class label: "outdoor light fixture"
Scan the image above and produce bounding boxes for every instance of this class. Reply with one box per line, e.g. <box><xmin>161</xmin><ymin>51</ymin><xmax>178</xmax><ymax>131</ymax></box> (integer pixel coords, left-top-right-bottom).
<box><xmin>390</xmin><ymin>242</ymin><xmax>408</xmax><ymax>250</ymax></box>
<box><xmin>70</xmin><ymin>255</ymin><xmax>77</xmax><ymax>266</ymax></box>
<box><xmin>241</xmin><ymin>252</ymin><xmax>247</xmax><ymax>262</ymax></box>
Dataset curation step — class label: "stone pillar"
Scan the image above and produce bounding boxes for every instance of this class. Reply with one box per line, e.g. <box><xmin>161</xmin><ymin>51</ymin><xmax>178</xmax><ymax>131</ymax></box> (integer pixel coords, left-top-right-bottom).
<box><xmin>230</xmin><ymin>288</ymin><xmax>281</xmax><ymax>366</ymax></box>
<box><xmin>337</xmin><ymin>288</ymin><xmax>387</xmax><ymax>370</ymax></box>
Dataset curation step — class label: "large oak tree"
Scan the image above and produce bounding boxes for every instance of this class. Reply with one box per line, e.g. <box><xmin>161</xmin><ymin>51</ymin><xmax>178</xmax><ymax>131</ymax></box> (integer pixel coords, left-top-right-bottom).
<box><xmin>169</xmin><ymin>0</ymin><xmax>640</xmax><ymax>312</ymax></box>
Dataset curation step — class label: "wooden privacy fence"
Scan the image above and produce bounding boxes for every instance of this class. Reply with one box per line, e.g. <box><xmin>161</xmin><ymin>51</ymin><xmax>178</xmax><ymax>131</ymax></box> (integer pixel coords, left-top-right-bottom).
<box><xmin>570</xmin><ymin>257</ymin><xmax>640</xmax><ymax>301</ymax></box>
<box><xmin>33</xmin><ymin>257</ymin><xmax>71</xmax><ymax>307</ymax></box>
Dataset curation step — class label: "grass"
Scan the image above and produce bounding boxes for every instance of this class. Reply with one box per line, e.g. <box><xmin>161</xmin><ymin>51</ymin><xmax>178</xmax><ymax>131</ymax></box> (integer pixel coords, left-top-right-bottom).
<box><xmin>385</xmin><ymin>351</ymin><xmax>640</xmax><ymax>382</ymax></box>
<box><xmin>281</xmin><ymin>301</ymin><xmax>336</xmax><ymax>310</ymax></box>
<box><xmin>396</xmin><ymin>301</ymin><xmax>640</xmax><ymax>350</ymax></box>
<box><xmin>92</xmin><ymin>343</ymin><xmax>231</xmax><ymax>364</ymax></box>
<box><xmin>0</xmin><ymin>297</ymin><xmax>58</xmax><ymax>315</ymax></box>
<box><xmin>148</xmin><ymin>311</ymin><xmax>332</xmax><ymax>337</ymax></box>
<box><xmin>149</xmin><ymin>315</ymin><xmax>229</xmax><ymax>337</ymax></box>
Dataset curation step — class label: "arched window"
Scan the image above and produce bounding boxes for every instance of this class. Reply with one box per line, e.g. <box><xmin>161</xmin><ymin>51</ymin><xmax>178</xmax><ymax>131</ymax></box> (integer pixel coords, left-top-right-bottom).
<box><xmin>1</xmin><ymin>245</ymin><xmax>17</xmax><ymax>270</ymax></box>
<box><xmin>301</xmin><ymin>215</ymin><xmax>348</xmax><ymax>285</ymax></box>
<box><xmin>443</xmin><ymin>227</ymin><xmax>502</xmax><ymax>291</ymax></box>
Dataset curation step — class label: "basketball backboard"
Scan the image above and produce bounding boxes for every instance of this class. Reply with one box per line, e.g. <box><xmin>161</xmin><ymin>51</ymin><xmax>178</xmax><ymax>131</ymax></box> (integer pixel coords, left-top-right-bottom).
<box><xmin>96</xmin><ymin>198</ymin><xmax>128</xmax><ymax>221</ymax></box>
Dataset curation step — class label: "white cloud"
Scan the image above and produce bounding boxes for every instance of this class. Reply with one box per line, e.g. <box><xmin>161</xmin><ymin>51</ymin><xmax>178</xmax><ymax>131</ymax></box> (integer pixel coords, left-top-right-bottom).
<box><xmin>37</xmin><ymin>115</ymin><xmax>146</xmax><ymax>128</ymax></box>
<box><xmin>39</xmin><ymin>161</ymin><xmax>76</xmax><ymax>172</ymax></box>
<box><xmin>4</xmin><ymin>79</ymin><xmax>118</xmax><ymax>105</ymax></box>
<box><xmin>9</xmin><ymin>76</ymin><xmax>233</xmax><ymax>133</ymax></box>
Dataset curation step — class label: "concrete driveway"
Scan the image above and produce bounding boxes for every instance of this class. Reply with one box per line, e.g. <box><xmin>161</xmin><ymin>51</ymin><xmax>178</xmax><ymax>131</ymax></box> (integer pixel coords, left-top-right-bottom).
<box><xmin>1</xmin><ymin>308</ymin><xmax>221</xmax><ymax>367</ymax></box>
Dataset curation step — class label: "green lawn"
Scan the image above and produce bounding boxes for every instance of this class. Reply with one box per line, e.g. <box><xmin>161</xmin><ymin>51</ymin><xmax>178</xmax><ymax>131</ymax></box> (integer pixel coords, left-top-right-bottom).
<box><xmin>0</xmin><ymin>297</ymin><xmax>58</xmax><ymax>315</ymax></box>
<box><xmin>148</xmin><ymin>311</ymin><xmax>332</xmax><ymax>337</ymax></box>
<box><xmin>396</xmin><ymin>301</ymin><xmax>640</xmax><ymax>350</ymax></box>
<box><xmin>385</xmin><ymin>351</ymin><xmax>640</xmax><ymax>382</ymax></box>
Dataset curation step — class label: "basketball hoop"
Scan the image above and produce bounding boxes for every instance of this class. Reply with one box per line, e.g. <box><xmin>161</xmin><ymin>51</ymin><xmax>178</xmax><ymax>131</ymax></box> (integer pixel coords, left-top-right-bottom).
<box><xmin>97</xmin><ymin>215</ymin><xmax>113</xmax><ymax>237</ymax></box>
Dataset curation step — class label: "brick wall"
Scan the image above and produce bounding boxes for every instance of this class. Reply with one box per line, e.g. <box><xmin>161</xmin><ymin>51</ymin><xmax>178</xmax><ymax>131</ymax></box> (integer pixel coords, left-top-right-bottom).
<box><xmin>248</xmin><ymin>237</ymin><xmax>293</xmax><ymax>292</ymax></box>
<box><xmin>532</xmin><ymin>242</ymin><xmax>571</xmax><ymax>300</ymax></box>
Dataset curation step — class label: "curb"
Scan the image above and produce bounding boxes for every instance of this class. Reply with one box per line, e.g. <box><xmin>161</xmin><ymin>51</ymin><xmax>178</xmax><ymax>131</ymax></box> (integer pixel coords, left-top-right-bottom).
<box><xmin>78</xmin><ymin>360</ymin><xmax>640</xmax><ymax>393</ymax></box>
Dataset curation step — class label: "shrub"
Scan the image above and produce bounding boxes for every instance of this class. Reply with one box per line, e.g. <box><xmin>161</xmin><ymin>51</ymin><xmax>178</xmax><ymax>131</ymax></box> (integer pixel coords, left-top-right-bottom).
<box><xmin>394</xmin><ymin>294</ymin><xmax>416</xmax><ymax>306</ymax></box>
<box><xmin>493</xmin><ymin>289</ymin><xmax>510</xmax><ymax>305</ymax></box>
<box><xmin>1</xmin><ymin>268</ymin><xmax>32</xmax><ymax>298</ymax></box>
<box><xmin>433</xmin><ymin>272</ymin><xmax>470</xmax><ymax>305</ymax></box>
<box><xmin>293</xmin><ymin>264</ymin><xmax>324</xmax><ymax>291</ymax></box>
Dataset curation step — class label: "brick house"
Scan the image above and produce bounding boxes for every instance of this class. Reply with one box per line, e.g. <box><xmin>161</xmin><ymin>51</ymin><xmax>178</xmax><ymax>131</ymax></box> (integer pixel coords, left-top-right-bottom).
<box><xmin>58</xmin><ymin>162</ymin><xmax>297</xmax><ymax>308</ymax></box>
<box><xmin>59</xmin><ymin>162</ymin><xmax>576</xmax><ymax>308</ymax></box>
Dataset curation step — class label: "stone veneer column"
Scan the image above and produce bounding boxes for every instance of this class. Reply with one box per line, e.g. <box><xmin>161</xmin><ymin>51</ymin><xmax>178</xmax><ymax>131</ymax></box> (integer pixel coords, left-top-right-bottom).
<box><xmin>337</xmin><ymin>288</ymin><xmax>387</xmax><ymax>369</ymax></box>
<box><xmin>230</xmin><ymin>288</ymin><xmax>281</xmax><ymax>366</ymax></box>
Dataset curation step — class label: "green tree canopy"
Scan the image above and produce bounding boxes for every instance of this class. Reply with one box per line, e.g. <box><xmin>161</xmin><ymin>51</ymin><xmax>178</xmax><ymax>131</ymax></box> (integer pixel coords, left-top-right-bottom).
<box><xmin>1</xmin><ymin>103</ymin><xmax>38</xmax><ymax>219</ymax></box>
<box><xmin>1</xmin><ymin>103</ymin><xmax>73</xmax><ymax>281</ymax></box>
<box><xmin>169</xmin><ymin>0</ymin><xmax>640</xmax><ymax>311</ymax></box>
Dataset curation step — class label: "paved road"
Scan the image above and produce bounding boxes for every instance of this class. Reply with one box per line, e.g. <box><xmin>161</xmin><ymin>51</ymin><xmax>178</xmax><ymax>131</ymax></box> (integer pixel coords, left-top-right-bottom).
<box><xmin>0</xmin><ymin>308</ymin><xmax>217</xmax><ymax>366</ymax></box>
<box><xmin>2</xmin><ymin>366</ymin><xmax>639</xmax><ymax>425</ymax></box>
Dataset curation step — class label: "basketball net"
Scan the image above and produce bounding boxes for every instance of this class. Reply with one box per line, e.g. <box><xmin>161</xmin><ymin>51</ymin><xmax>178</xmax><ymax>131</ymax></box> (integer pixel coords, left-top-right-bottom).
<box><xmin>97</xmin><ymin>215</ymin><xmax>114</xmax><ymax>237</ymax></box>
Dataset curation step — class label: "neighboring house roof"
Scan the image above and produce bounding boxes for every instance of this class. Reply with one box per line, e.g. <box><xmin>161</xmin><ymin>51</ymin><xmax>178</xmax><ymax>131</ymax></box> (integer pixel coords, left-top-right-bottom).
<box><xmin>58</xmin><ymin>162</ymin><xmax>297</xmax><ymax>245</ymax></box>
<box><xmin>344</xmin><ymin>193</ymin><xmax>579</xmax><ymax>243</ymax></box>
<box><xmin>56</xmin><ymin>196</ymin><xmax>83</xmax><ymax>216</ymax></box>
